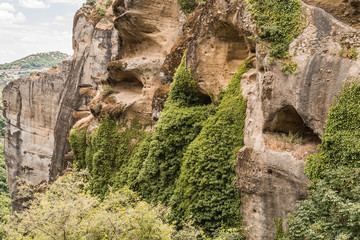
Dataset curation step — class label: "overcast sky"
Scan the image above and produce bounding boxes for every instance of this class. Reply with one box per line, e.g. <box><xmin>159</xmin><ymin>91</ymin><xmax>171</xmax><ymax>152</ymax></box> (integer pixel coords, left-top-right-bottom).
<box><xmin>0</xmin><ymin>0</ymin><xmax>86</xmax><ymax>64</ymax></box>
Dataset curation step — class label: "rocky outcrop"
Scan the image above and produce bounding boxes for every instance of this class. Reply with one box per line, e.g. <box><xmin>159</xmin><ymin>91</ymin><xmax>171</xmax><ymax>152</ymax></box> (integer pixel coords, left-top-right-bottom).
<box><xmin>3</xmin><ymin>63</ymin><xmax>71</xmax><ymax>211</ymax></box>
<box><xmin>237</xmin><ymin>1</ymin><xmax>360</xmax><ymax>239</ymax></box>
<box><xmin>4</xmin><ymin>0</ymin><xmax>360</xmax><ymax>237</ymax></box>
<box><xmin>3</xmin><ymin>0</ymin><xmax>119</xmax><ymax>211</ymax></box>
<box><xmin>303</xmin><ymin>0</ymin><xmax>360</xmax><ymax>28</ymax></box>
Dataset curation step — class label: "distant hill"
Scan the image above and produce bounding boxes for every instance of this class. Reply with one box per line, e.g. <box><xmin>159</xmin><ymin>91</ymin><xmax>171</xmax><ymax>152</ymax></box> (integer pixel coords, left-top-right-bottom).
<box><xmin>0</xmin><ymin>51</ymin><xmax>71</xmax><ymax>70</ymax></box>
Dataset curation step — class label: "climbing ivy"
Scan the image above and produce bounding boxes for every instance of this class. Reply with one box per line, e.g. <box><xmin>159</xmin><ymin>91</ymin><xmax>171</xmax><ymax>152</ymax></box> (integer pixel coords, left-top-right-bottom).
<box><xmin>137</xmin><ymin>54</ymin><xmax>215</xmax><ymax>204</ymax></box>
<box><xmin>305</xmin><ymin>83</ymin><xmax>360</xmax><ymax>181</ymax></box>
<box><xmin>69</xmin><ymin>127</ymin><xmax>87</xmax><ymax>170</ymax></box>
<box><xmin>170</xmin><ymin>57</ymin><xmax>253</xmax><ymax>234</ymax></box>
<box><xmin>116</xmin><ymin>132</ymin><xmax>153</xmax><ymax>192</ymax></box>
<box><xmin>246</xmin><ymin>0</ymin><xmax>304</xmax><ymax>59</ymax></box>
<box><xmin>82</xmin><ymin>116</ymin><xmax>147</xmax><ymax>198</ymax></box>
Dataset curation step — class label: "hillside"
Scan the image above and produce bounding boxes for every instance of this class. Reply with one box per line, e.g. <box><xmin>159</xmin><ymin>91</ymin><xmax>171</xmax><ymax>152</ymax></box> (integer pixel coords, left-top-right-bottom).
<box><xmin>0</xmin><ymin>52</ymin><xmax>70</xmax><ymax>70</ymax></box>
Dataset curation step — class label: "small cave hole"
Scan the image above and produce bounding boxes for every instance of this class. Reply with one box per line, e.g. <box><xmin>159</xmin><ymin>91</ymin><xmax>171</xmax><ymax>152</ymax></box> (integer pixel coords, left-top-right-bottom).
<box><xmin>253</xmin><ymin>209</ymin><xmax>257</xmax><ymax>213</ymax></box>
<box><xmin>267</xmin><ymin>169</ymin><xmax>273</xmax><ymax>174</ymax></box>
<box><xmin>264</xmin><ymin>105</ymin><xmax>320</xmax><ymax>143</ymax></box>
<box><xmin>196</xmin><ymin>92</ymin><xmax>212</xmax><ymax>105</ymax></box>
<box><xmin>108</xmin><ymin>72</ymin><xmax>144</xmax><ymax>104</ymax></box>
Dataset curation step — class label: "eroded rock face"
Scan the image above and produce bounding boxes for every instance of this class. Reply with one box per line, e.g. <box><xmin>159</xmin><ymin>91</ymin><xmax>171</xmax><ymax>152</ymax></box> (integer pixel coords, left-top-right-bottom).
<box><xmin>3</xmin><ymin>62</ymin><xmax>71</xmax><ymax>211</ymax></box>
<box><xmin>237</xmin><ymin>2</ymin><xmax>360</xmax><ymax>239</ymax></box>
<box><xmin>3</xmin><ymin>1</ymin><xmax>119</xmax><ymax>211</ymax></box>
<box><xmin>303</xmin><ymin>0</ymin><xmax>360</xmax><ymax>28</ymax></box>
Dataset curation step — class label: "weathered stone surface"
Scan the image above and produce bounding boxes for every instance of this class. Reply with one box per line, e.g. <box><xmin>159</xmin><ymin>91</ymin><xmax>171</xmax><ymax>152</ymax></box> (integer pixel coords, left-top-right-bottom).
<box><xmin>3</xmin><ymin>61</ymin><xmax>72</xmax><ymax>211</ymax></box>
<box><xmin>303</xmin><ymin>0</ymin><xmax>360</xmax><ymax>28</ymax></box>
<box><xmin>237</xmin><ymin>2</ymin><xmax>360</xmax><ymax>239</ymax></box>
<box><xmin>3</xmin><ymin>1</ymin><xmax>119</xmax><ymax>211</ymax></box>
<box><xmin>236</xmin><ymin>147</ymin><xmax>310</xmax><ymax>240</ymax></box>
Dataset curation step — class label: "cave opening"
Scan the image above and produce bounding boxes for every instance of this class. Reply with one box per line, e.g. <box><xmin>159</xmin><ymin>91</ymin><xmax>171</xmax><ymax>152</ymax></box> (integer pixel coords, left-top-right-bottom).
<box><xmin>108</xmin><ymin>72</ymin><xmax>144</xmax><ymax>104</ymax></box>
<box><xmin>196</xmin><ymin>92</ymin><xmax>212</xmax><ymax>105</ymax></box>
<box><xmin>264</xmin><ymin>105</ymin><xmax>320</xmax><ymax>143</ymax></box>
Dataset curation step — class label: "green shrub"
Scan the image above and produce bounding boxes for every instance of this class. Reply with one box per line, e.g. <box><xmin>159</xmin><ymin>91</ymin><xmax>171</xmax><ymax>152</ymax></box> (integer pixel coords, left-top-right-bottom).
<box><xmin>348</xmin><ymin>47</ymin><xmax>358</xmax><ymax>60</ymax></box>
<box><xmin>170</xmin><ymin>57</ymin><xmax>253</xmax><ymax>234</ymax></box>
<box><xmin>96</xmin><ymin>5</ymin><xmax>106</xmax><ymax>16</ymax></box>
<box><xmin>274</xmin><ymin>218</ymin><xmax>286</xmax><ymax>239</ymax></box>
<box><xmin>281</xmin><ymin>61</ymin><xmax>297</xmax><ymax>75</ymax></box>
<box><xmin>246</xmin><ymin>0</ymin><xmax>304</xmax><ymax>59</ymax></box>
<box><xmin>286</xmin><ymin>167</ymin><xmax>360</xmax><ymax>240</ymax></box>
<box><xmin>116</xmin><ymin>132</ymin><xmax>153</xmax><ymax>192</ymax></box>
<box><xmin>69</xmin><ymin>127</ymin><xmax>87</xmax><ymax>170</ymax></box>
<box><xmin>305</xmin><ymin>83</ymin><xmax>360</xmax><ymax>181</ymax></box>
<box><xmin>178</xmin><ymin>0</ymin><xmax>199</xmax><ymax>15</ymax></box>
<box><xmin>1</xmin><ymin>173</ymin><xmax>193</xmax><ymax>240</ymax></box>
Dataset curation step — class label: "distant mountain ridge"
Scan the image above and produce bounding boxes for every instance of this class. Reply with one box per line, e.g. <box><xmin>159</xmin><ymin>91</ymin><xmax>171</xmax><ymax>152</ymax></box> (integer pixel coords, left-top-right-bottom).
<box><xmin>0</xmin><ymin>51</ymin><xmax>71</xmax><ymax>70</ymax></box>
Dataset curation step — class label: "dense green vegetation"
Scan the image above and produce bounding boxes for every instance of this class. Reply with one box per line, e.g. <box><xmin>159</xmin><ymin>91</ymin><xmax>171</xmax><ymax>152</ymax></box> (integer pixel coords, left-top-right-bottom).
<box><xmin>305</xmin><ymin>83</ymin><xmax>360</xmax><ymax>181</ymax></box>
<box><xmin>0</xmin><ymin>52</ymin><xmax>69</xmax><ymax>70</ymax></box>
<box><xmin>0</xmin><ymin>142</ymin><xmax>11</xmax><ymax>235</ymax></box>
<box><xmin>137</xmin><ymin>55</ymin><xmax>215</xmax><ymax>205</ymax></box>
<box><xmin>246</xmin><ymin>0</ymin><xmax>304</xmax><ymax>59</ymax></box>
<box><xmin>1</xmin><ymin>173</ymin><xmax>197</xmax><ymax>239</ymax></box>
<box><xmin>178</xmin><ymin>0</ymin><xmax>206</xmax><ymax>15</ymax></box>
<box><xmin>70</xmin><ymin>117</ymin><xmax>147</xmax><ymax>199</ymax></box>
<box><xmin>170</xmin><ymin>58</ymin><xmax>252</xmax><ymax>234</ymax></box>
<box><xmin>283</xmin><ymin>83</ymin><xmax>360</xmax><ymax>239</ymax></box>
<box><xmin>68</xmin><ymin>54</ymin><xmax>253</xmax><ymax>237</ymax></box>
<box><xmin>1</xmin><ymin>172</ymin><xmax>248</xmax><ymax>239</ymax></box>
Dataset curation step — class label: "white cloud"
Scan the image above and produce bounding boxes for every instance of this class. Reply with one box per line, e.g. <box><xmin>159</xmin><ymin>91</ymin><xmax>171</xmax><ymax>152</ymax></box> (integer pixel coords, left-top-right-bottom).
<box><xmin>0</xmin><ymin>3</ymin><xmax>15</xmax><ymax>12</ymax></box>
<box><xmin>0</xmin><ymin>3</ymin><xmax>26</xmax><ymax>24</ymax></box>
<box><xmin>47</xmin><ymin>0</ymin><xmax>84</xmax><ymax>6</ymax></box>
<box><xmin>19</xmin><ymin>0</ymin><xmax>50</xmax><ymax>9</ymax></box>
<box><xmin>54</xmin><ymin>16</ymin><xmax>64</xmax><ymax>21</ymax></box>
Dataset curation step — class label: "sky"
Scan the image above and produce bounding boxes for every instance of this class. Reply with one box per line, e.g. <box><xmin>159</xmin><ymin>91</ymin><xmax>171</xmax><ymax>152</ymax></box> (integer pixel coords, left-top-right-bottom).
<box><xmin>0</xmin><ymin>0</ymin><xmax>86</xmax><ymax>64</ymax></box>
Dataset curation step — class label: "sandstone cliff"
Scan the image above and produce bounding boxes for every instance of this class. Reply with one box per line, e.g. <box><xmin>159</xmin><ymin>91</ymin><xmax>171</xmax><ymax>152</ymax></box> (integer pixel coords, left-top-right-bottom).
<box><xmin>3</xmin><ymin>0</ymin><xmax>360</xmax><ymax>238</ymax></box>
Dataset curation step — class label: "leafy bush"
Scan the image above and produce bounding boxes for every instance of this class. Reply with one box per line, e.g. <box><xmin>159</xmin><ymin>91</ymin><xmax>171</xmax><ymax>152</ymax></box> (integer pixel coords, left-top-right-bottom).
<box><xmin>246</xmin><ymin>0</ymin><xmax>304</xmax><ymax>59</ymax></box>
<box><xmin>286</xmin><ymin>167</ymin><xmax>360</xmax><ymax>240</ymax></box>
<box><xmin>96</xmin><ymin>5</ymin><xmax>106</xmax><ymax>16</ymax></box>
<box><xmin>170</xmin><ymin>57</ymin><xmax>253</xmax><ymax>234</ymax></box>
<box><xmin>138</xmin><ymin>105</ymin><xmax>214</xmax><ymax>204</ymax></box>
<box><xmin>281</xmin><ymin>61</ymin><xmax>298</xmax><ymax>75</ymax></box>
<box><xmin>178</xmin><ymin>0</ymin><xmax>200</xmax><ymax>15</ymax></box>
<box><xmin>348</xmin><ymin>47</ymin><xmax>358</xmax><ymax>60</ymax></box>
<box><xmin>1</xmin><ymin>173</ymin><xmax>196</xmax><ymax>240</ymax></box>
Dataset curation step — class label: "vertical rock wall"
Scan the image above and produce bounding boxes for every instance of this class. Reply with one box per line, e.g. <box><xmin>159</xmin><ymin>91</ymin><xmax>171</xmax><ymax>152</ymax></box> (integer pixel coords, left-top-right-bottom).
<box><xmin>3</xmin><ymin>4</ymin><xmax>119</xmax><ymax>211</ymax></box>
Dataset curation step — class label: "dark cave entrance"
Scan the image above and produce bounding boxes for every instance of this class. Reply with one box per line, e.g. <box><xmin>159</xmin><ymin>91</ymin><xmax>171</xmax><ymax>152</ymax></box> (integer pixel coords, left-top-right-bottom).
<box><xmin>264</xmin><ymin>105</ymin><xmax>320</xmax><ymax>142</ymax></box>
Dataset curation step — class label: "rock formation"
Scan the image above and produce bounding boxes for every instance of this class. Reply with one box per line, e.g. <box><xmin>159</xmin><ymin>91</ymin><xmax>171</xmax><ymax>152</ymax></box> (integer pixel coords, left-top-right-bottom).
<box><xmin>3</xmin><ymin>0</ymin><xmax>360</xmax><ymax>238</ymax></box>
